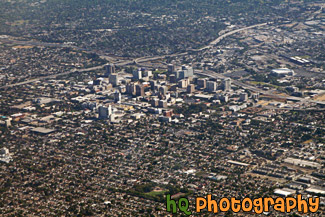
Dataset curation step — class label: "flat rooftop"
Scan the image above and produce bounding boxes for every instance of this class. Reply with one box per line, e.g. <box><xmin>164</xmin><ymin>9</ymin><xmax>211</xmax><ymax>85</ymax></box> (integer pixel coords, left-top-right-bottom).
<box><xmin>31</xmin><ymin>127</ymin><xmax>56</xmax><ymax>134</ymax></box>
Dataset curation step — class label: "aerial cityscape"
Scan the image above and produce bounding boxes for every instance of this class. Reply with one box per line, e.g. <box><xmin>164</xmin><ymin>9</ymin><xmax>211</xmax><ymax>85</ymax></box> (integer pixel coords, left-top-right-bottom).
<box><xmin>0</xmin><ymin>0</ymin><xmax>324</xmax><ymax>216</ymax></box>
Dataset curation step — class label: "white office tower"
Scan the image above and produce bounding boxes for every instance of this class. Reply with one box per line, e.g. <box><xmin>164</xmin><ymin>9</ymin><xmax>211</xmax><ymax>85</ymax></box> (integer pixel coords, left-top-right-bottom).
<box><xmin>105</xmin><ymin>64</ymin><xmax>115</xmax><ymax>77</ymax></box>
<box><xmin>109</xmin><ymin>74</ymin><xmax>119</xmax><ymax>87</ymax></box>
<box><xmin>98</xmin><ymin>105</ymin><xmax>112</xmax><ymax>119</ymax></box>
<box><xmin>222</xmin><ymin>78</ymin><xmax>231</xmax><ymax>91</ymax></box>
<box><xmin>178</xmin><ymin>66</ymin><xmax>194</xmax><ymax>80</ymax></box>
<box><xmin>133</xmin><ymin>70</ymin><xmax>142</xmax><ymax>80</ymax></box>
<box><xmin>183</xmin><ymin>65</ymin><xmax>194</xmax><ymax>77</ymax></box>
<box><xmin>240</xmin><ymin>93</ymin><xmax>248</xmax><ymax>102</ymax></box>
<box><xmin>206</xmin><ymin>81</ymin><xmax>217</xmax><ymax>93</ymax></box>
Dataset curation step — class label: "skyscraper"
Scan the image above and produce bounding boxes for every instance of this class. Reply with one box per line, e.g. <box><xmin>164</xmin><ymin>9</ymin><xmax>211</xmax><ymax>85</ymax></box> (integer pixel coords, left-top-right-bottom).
<box><xmin>187</xmin><ymin>84</ymin><xmax>195</xmax><ymax>94</ymax></box>
<box><xmin>206</xmin><ymin>81</ymin><xmax>217</xmax><ymax>93</ymax></box>
<box><xmin>159</xmin><ymin>86</ymin><xmax>167</xmax><ymax>95</ymax></box>
<box><xmin>222</xmin><ymin>78</ymin><xmax>231</xmax><ymax>91</ymax></box>
<box><xmin>170</xmin><ymin>74</ymin><xmax>177</xmax><ymax>83</ymax></box>
<box><xmin>239</xmin><ymin>93</ymin><xmax>248</xmax><ymax>102</ymax></box>
<box><xmin>150</xmin><ymin>80</ymin><xmax>156</xmax><ymax>91</ymax></box>
<box><xmin>158</xmin><ymin>100</ymin><xmax>167</xmax><ymax>108</ymax></box>
<box><xmin>109</xmin><ymin>73</ymin><xmax>119</xmax><ymax>87</ymax></box>
<box><xmin>114</xmin><ymin>91</ymin><xmax>122</xmax><ymax>103</ymax></box>
<box><xmin>135</xmin><ymin>84</ymin><xmax>145</xmax><ymax>97</ymax></box>
<box><xmin>151</xmin><ymin>98</ymin><xmax>159</xmax><ymax>107</ymax></box>
<box><xmin>133</xmin><ymin>70</ymin><xmax>142</xmax><ymax>80</ymax></box>
<box><xmin>197</xmin><ymin>78</ymin><xmax>207</xmax><ymax>89</ymax></box>
<box><xmin>105</xmin><ymin>64</ymin><xmax>115</xmax><ymax>77</ymax></box>
<box><xmin>98</xmin><ymin>105</ymin><xmax>112</xmax><ymax>119</ymax></box>
<box><xmin>168</xmin><ymin>63</ymin><xmax>176</xmax><ymax>73</ymax></box>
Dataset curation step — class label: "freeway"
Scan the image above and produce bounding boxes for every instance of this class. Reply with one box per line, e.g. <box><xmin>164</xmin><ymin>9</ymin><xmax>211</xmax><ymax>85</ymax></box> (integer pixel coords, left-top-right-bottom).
<box><xmin>196</xmin><ymin>22</ymin><xmax>268</xmax><ymax>51</ymax></box>
<box><xmin>0</xmin><ymin>22</ymin><xmax>270</xmax><ymax>89</ymax></box>
<box><xmin>0</xmin><ymin>65</ymin><xmax>105</xmax><ymax>89</ymax></box>
<box><xmin>196</xmin><ymin>70</ymin><xmax>325</xmax><ymax>106</ymax></box>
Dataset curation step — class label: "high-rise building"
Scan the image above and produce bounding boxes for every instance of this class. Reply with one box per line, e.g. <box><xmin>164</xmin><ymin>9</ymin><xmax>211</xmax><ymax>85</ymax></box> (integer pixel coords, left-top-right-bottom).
<box><xmin>179</xmin><ymin>70</ymin><xmax>186</xmax><ymax>80</ymax></box>
<box><xmin>239</xmin><ymin>93</ymin><xmax>248</xmax><ymax>102</ymax></box>
<box><xmin>109</xmin><ymin>73</ymin><xmax>119</xmax><ymax>87</ymax></box>
<box><xmin>178</xmin><ymin>79</ymin><xmax>188</xmax><ymax>88</ymax></box>
<box><xmin>93</xmin><ymin>79</ymin><xmax>102</xmax><ymax>86</ymax></box>
<box><xmin>222</xmin><ymin>78</ymin><xmax>231</xmax><ymax>91</ymax></box>
<box><xmin>159</xmin><ymin>86</ymin><xmax>167</xmax><ymax>95</ymax></box>
<box><xmin>114</xmin><ymin>91</ymin><xmax>122</xmax><ymax>103</ymax></box>
<box><xmin>197</xmin><ymin>78</ymin><xmax>207</xmax><ymax>89</ymax></box>
<box><xmin>150</xmin><ymin>80</ymin><xmax>156</xmax><ymax>91</ymax></box>
<box><xmin>183</xmin><ymin>66</ymin><xmax>194</xmax><ymax>77</ymax></box>
<box><xmin>98</xmin><ymin>105</ymin><xmax>112</xmax><ymax>119</ymax></box>
<box><xmin>218</xmin><ymin>94</ymin><xmax>229</xmax><ymax>103</ymax></box>
<box><xmin>174</xmin><ymin>71</ymin><xmax>181</xmax><ymax>81</ymax></box>
<box><xmin>178</xmin><ymin>66</ymin><xmax>194</xmax><ymax>80</ymax></box>
<box><xmin>158</xmin><ymin>100</ymin><xmax>167</xmax><ymax>108</ymax></box>
<box><xmin>105</xmin><ymin>64</ymin><xmax>115</xmax><ymax>77</ymax></box>
<box><xmin>126</xmin><ymin>83</ymin><xmax>136</xmax><ymax>95</ymax></box>
<box><xmin>168</xmin><ymin>63</ymin><xmax>176</xmax><ymax>73</ymax></box>
<box><xmin>143</xmin><ymin>70</ymin><xmax>153</xmax><ymax>78</ymax></box>
<box><xmin>170</xmin><ymin>74</ymin><xmax>177</xmax><ymax>83</ymax></box>
<box><xmin>206</xmin><ymin>81</ymin><xmax>217</xmax><ymax>93</ymax></box>
<box><xmin>135</xmin><ymin>84</ymin><xmax>145</xmax><ymax>97</ymax></box>
<box><xmin>133</xmin><ymin>70</ymin><xmax>142</xmax><ymax>80</ymax></box>
<box><xmin>187</xmin><ymin>84</ymin><xmax>195</xmax><ymax>94</ymax></box>
<box><xmin>151</xmin><ymin>98</ymin><xmax>159</xmax><ymax>107</ymax></box>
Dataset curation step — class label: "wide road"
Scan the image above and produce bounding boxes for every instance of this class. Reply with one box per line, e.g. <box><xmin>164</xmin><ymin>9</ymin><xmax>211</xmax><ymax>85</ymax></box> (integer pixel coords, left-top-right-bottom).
<box><xmin>196</xmin><ymin>70</ymin><xmax>325</xmax><ymax>106</ymax></box>
<box><xmin>196</xmin><ymin>22</ymin><xmax>268</xmax><ymax>51</ymax></box>
<box><xmin>0</xmin><ymin>22</ymin><xmax>269</xmax><ymax>89</ymax></box>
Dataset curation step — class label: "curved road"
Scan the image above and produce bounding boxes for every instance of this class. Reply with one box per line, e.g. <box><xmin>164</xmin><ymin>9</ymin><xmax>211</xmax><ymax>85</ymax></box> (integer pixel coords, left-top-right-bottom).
<box><xmin>0</xmin><ymin>22</ymin><xmax>269</xmax><ymax>89</ymax></box>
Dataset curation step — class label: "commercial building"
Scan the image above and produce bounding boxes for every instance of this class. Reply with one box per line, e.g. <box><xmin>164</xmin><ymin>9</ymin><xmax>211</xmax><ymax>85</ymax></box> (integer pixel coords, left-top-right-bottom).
<box><xmin>126</xmin><ymin>83</ymin><xmax>136</xmax><ymax>95</ymax></box>
<box><xmin>135</xmin><ymin>84</ymin><xmax>145</xmax><ymax>97</ymax></box>
<box><xmin>159</xmin><ymin>86</ymin><xmax>167</xmax><ymax>95</ymax></box>
<box><xmin>197</xmin><ymin>78</ymin><xmax>207</xmax><ymax>89</ymax></box>
<box><xmin>114</xmin><ymin>91</ymin><xmax>122</xmax><ymax>103</ymax></box>
<box><xmin>222</xmin><ymin>78</ymin><xmax>231</xmax><ymax>91</ymax></box>
<box><xmin>98</xmin><ymin>105</ymin><xmax>112</xmax><ymax>119</ymax></box>
<box><xmin>168</xmin><ymin>64</ymin><xmax>176</xmax><ymax>73</ymax></box>
<box><xmin>178</xmin><ymin>79</ymin><xmax>188</xmax><ymax>88</ymax></box>
<box><xmin>109</xmin><ymin>74</ymin><xmax>120</xmax><ymax>87</ymax></box>
<box><xmin>206</xmin><ymin>81</ymin><xmax>217</xmax><ymax>93</ymax></box>
<box><xmin>105</xmin><ymin>64</ymin><xmax>115</xmax><ymax>76</ymax></box>
<box><xmin>240</xmin><ymin>93</ymin><xmax>248</xmax><ymax>102</ymax></box>
<box><xmin>271</xmin><ymin>68</ymin><xmax>295</xmax><ymax>77</ymax></box>
<box><xmin>187</xmin><ymin>84</ymin><xmax>195</xmax><ymax>94</ymax></box>
<box><xmin>133</xmin><ymin>70</ymin><xmax>142</xmax><ymax>80</ymax></box>
<box><xmin>158</xmin><ymin>100</ymin><xmax>167</xmax><ymax>108</ymax></box>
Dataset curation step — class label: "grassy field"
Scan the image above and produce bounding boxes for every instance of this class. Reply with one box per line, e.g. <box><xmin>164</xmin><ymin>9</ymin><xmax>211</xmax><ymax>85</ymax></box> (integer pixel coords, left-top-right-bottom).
<box><xmin>144</xmin><ymin>190</ymin><xmax>168</xmax><ymax>197</ymax></box>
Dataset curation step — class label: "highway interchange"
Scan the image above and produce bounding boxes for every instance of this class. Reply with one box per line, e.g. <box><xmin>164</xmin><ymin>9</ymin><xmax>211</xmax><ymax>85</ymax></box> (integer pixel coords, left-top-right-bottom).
<box><xmin>1</xmin><ymin>22</ymin><xmax>325</xmax><ymax>107</ymax></box>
